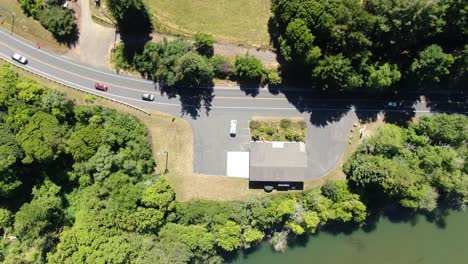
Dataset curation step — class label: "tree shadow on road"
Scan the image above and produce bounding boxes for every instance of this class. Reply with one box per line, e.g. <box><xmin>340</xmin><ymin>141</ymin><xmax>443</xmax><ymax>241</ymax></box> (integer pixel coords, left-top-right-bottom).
<box><xmin>160</xmin><ymin>86</ymin><xmax>214</xmax><ymax>119</ymax></box>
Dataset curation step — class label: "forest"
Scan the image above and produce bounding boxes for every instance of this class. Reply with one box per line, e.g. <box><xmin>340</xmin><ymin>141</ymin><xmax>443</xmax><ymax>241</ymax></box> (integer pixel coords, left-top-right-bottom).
<box><xmin>270</xmin><ymin>0</ymin><xmax>467</xmax><ymax>91</ymax></box>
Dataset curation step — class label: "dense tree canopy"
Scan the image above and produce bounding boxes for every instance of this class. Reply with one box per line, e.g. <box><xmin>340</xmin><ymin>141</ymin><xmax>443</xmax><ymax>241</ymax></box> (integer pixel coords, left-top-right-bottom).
<box><xmin>345</xmin><ymin>114</ymin><xmax>468</xmax><ymax>210</ymax></box>
<box><xmin>271</xmin><ymin>0</ymin><xmax>468</xmax><ymax>90</ymax></box>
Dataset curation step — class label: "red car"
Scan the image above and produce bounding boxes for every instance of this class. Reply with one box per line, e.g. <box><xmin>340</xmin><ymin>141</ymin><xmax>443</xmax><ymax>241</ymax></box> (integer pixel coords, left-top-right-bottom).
<box><xmin>95</xmin><ymin>83</ymin><xmax>108</xmax><ymax>91</ymax></box>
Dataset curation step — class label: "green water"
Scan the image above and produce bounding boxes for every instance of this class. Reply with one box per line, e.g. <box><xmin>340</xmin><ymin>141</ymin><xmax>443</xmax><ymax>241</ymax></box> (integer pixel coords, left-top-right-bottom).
<box><xmin>230</xmin><ymin>209</ymin><xmax>468</xmax><ymax>264</ymax></box>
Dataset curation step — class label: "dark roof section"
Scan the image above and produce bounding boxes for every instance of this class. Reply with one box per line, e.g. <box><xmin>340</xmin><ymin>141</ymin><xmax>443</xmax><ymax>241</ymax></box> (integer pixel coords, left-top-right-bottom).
<box><xmin>249</xmin><ymin>142</ymin><xmax>307</xmax><ymax>182</ymax></box>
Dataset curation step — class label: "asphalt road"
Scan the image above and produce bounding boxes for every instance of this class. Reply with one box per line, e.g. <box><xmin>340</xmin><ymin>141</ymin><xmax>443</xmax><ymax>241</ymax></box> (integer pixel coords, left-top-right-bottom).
<box><xmin>0</xmin><ymin>27</ymin><xmax>465</xmax><ymax>179</ymax></box>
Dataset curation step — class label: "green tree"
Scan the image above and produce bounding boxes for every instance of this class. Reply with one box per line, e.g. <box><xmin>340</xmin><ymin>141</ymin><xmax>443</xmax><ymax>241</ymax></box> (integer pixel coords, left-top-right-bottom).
<box><xmin>0</xmin><ymin>124</ymin><xmax>23</xmax><ymax>197</ymax></box>
<box><xmin>106</xmin><ymin>0</ymin><xmax>133</xmax><ymax>21</ymax></box>
<box><xmin>38</xmin><ymin>6</ymin><xmax>76</xmax><ymax>38</ymax></box>
<box><xmin>366</xmin><ymin>63</ymin><xmax>401</xmax><ymax>91</ymax></box>
<box><xmin>14</xmin><ymin>180</ymin><xmax>63</xmax><ymax>242</ymax></box>
<box><xmin>0</xmin><ymin>65</ymin><xmax>19</xmax><ymax>108</ymax></box>
<box><xmin>279</xmin><ymin>19</ymin><xmax>321</xmax><ymax>64</ymax></box>
<box><xmin>15</xmin><ymin>79</ymin><xmax>45</xmax><ymax>104</ymax></box>
<box><xmin>66</xmin><ymin>124</ymin><xmax>103</xmax><ymax>161</ymax></box>
<box><xmin>312</xmin><ymin>54</ymin><xmax>363</xmax><ymax>91</ymax></box>
<box><xmin>210</xmin><ymin>55</ymin><xmax>234</xmax><ymax>79</ymax></box>
<box><xmin>234</xmin><ymin>54</ymin><xmax>264</xmax><ymax>82</ymax></box>
<box><xmin>16</xmin><ymin>112</ymin><xmax>66</xmax><ymax>164</ymax></box>
<box><xmin>41</xmin><ymin>90</ymin><xmax>74</xmax><ymax>121</ymax></box>
<box><xmin>411</xmin><ymin>45</ymin><xmax>454</xmax><ymax>86</ymax></box>
<box><xmin>242</xmin><ymin>228</ymin><xmax>264</xmax><ymax>247</ymax></box>
<box><xmin>141</xmin><ymin>177</ymin><xmax>176</xmax><ymax>213</ymax></box>
<box><xmin>0</xmin><ymin>208</ymin><xmax>13</xmax><ymax>233</ymax></box>
<box><xmin>194</xmin><ymin>33</ymin><xmax>215</xmax><ymax>56</ymax></box>
<box><xmin>214</xmin><ymin>220</ymin><xmax>242</xmax><ymax>251</ymax></box>
<box><xmin>19</xmin><ymin>0</ymin><xmax>43</xmax><ymax>18</ymax></box>
<box><xmin>174</xmin><ymin>52</ymin><xmax>214</xmax><ymax>87</ymax></box>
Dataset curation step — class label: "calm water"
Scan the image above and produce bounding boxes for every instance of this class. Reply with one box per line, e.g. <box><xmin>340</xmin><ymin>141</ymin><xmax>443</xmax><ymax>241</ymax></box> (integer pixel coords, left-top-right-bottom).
<box><xmin>230</xmin><ymin>209</ymin><xmax>468</xmax><ymax>264</ymax></box>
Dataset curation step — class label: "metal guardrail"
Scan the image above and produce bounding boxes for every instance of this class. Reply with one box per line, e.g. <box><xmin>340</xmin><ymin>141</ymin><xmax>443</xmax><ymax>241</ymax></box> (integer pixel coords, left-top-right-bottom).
<box><xmin>0</xmin><ymin>57</ymin><xmax>151</xmax><ymax>116</ymax></box>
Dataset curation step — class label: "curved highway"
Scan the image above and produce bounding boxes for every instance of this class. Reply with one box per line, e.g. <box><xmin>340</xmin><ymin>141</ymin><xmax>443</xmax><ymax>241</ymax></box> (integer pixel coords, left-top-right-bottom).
<box><xmin>0</xmin><ymin>27</ymin><xmax>464</xmax><ymax>178</ymax></box>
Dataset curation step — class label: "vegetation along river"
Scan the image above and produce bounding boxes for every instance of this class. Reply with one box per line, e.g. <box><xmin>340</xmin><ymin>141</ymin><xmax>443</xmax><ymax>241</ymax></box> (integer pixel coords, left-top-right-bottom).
<box><xmin>230</xmin><ymin>209</ymin><xmax>468</xmax><ymax>264</ymax></box>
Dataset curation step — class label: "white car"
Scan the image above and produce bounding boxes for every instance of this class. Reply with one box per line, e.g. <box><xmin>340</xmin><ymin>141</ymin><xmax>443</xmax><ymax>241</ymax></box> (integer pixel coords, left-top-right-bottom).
<box><xmin>12</xmin><ymin>53</ymin><xmax>28</xmax><ymax>64</ymax></box>
<box><xmin>230</xmin><ymin>120</ymin><xmax>237</xmax><ymax>137</ymax></box>
<box><xmin>387</xmin><ymin>101</ymin><xmax>397</xmax><ymax>107</ymax></box>
<box><xmin>141</xmin><ymin>93</ymin><xmax>155</xmax><ymax>101</ymax></box>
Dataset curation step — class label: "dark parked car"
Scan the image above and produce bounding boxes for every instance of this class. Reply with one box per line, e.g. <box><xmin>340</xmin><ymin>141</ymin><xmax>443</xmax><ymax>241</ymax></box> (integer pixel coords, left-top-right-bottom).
<box><xmin>142</xmin><ymin>93</ymin><xmax>155</xmax><ymax>101</ymax></box>
<box><xmin>95</xmin><ymin>83</ymin><xmax>108</xmax><ymax>91</ymax></box>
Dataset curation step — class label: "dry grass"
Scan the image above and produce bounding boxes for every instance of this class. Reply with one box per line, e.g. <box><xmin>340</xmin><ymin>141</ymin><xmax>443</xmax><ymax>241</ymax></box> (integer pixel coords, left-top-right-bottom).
<box><xmin>143</xmin><ymin>0</ymin><xmax>271</xmax><ymax>47</ymax></box>
<box><xmin>0</xmin><ymin>0</ymin><xmax>68</xmax><ymax>53</ymax></box>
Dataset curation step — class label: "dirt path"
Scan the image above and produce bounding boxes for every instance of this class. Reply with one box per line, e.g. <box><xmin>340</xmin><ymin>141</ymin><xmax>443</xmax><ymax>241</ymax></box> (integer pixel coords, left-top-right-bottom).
<box><xmin>64</xmin><ymin>0</ymin><xmax>116</xmax><ymax>70</ymax></box>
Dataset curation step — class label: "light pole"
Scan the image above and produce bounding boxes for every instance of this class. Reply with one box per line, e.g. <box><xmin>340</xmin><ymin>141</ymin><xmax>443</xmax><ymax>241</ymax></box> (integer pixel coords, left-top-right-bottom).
<box><xmin>156</xmin><ymin>150</ymin><xmax>169</xmax><ymax>174</ymax></box>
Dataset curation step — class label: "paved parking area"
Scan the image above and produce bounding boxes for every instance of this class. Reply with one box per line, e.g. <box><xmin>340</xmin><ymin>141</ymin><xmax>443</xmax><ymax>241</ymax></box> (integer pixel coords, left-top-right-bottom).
<box><xmin>191</xmin><ymin>110</ymin><xmax>357</xmax><ymax>179</ymax></box>
<box><xmin>192</xmin><ymin>114</ymin><xmax>251</xmax><ymax>175</ymax></box>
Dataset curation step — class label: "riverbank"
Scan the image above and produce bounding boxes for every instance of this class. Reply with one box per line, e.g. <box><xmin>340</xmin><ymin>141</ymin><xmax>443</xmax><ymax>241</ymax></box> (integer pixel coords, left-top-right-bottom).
<box><xmin>229</xmin><ymin>208</ymin><xmax>468</xmax><ymax>264</ymax></box>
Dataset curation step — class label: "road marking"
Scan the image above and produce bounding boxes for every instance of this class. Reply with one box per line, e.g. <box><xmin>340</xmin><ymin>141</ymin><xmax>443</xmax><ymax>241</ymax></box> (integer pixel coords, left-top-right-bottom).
<box><xmin>0</xmin><ymin>28</ymin><xmax>153</xmax><ymax>84</ymax></box>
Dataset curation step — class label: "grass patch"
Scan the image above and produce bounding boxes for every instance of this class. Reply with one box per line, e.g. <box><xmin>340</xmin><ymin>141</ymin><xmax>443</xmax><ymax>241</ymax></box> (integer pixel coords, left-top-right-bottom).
<box><xmin>143</xmin><ymin>0</ymin><xmax>271</xmax><ymax>47</ymax></box>
<box><xmin>250</xmin><ymin>117</ymin><xmax>306</xmax><ymax>142</ymax></box>
<box><xmin>0</xmin><ymin>0</ymin><xmax>68</xmax><ymax>53</ymax></box>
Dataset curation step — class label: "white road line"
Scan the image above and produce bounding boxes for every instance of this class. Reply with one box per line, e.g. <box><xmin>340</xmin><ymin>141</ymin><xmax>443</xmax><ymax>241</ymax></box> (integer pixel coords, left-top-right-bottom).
<box><xmin>0</xmin><ymin>29</ymin><xmax>153</xmax><ymax>84</ymax></box>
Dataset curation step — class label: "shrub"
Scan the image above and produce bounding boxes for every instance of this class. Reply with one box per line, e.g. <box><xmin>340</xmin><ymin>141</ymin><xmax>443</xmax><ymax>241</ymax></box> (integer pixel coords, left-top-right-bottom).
<box><xmin>266</xmin><ymin>127</ymin><xmax>275</xmax><ymax>136</ymax></box>
<box><xmin>267</xmin><ymin>70</ymin><xmax>282</xmax><ymax>85</ymax></box>
<box><xmin>285</xmin><ymin>130</ymin><xmax>293</xmax><ymax>141</ymax></box>
<box><xmin>249</xmin><ymin>120</ymin><xmax>261</xmax><ymax>130</ymax></box>
<box><xmin>210</xmin><ymin>56</ymin><xmax>234</xmax><ymax>79</ymax></box>
<box><xmin>20</xmin><ymin>0</ymin><xmax>44</xmax><ymax>18</ymax></box>
<box><xmin>194</xmin><ymin>33</ymin><xmax>215</xmax><ymax>56</ymax></box>
<box><xmin>111</xmin><ymin>43</ymin><xmax>134</xmax><ymax>72</ymax></box>
<box><xmin>234</xmin><ymin>54</ymin><xmax>264</xmax><ymax>82</ymax></box>
<box><xmin>251</xmin><ymin>130</ymin><xmax>261</xmax><ymax>141</ymax></box>
<box><xmin>38</xmin><ymin>6</ymin><xmax>75</xmax><ymax>38</ymax></box>
<box><xmin>280</xmin><ymin>119</ymin><xmax>291</xmax><ymax>129</ymax></box>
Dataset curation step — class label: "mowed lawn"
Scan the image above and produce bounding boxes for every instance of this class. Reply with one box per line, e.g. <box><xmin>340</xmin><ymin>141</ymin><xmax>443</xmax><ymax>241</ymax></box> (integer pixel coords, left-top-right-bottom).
<box><xmin>0</xmin><ymin>0</ymin><xmax>68</xmax><ymax>53</ymax></box>
<box><xmin>144</xmin><ymin>0</ymin><xmax>271</xmax><ymax>46</ymax></box>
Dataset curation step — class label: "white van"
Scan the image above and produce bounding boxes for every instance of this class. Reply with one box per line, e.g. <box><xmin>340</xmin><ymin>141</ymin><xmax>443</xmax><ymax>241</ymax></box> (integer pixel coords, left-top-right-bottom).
<box><xmin>230</xmin><ymin>120</ymin><xmax>237</xmax><ymax>137</ymax></box>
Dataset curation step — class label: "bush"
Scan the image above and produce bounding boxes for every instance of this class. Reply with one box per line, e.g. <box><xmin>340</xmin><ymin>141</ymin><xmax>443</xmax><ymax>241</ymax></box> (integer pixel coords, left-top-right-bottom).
<box><xmin>234</xmin><ymin>54</ymin><xmax>264</xmax><ymax>82</ymax></box>
<box><xmin>194</xmin><ymin>33</ymin><xmax>215</xmax><ymax>56</ymax></box>
<box><xmin>284</xmin><ymin>130</ymin><xmax>293</xmax><ymax>141</ymax></box>
<box><xmin>210</xmin><ymin>56</ymin><xmax>234</xmax><ymax>79</ymax></box>
<box><xmin>20</xmin><ymin>0</ymin><xmax>44</xmax><ymax>18</ymax></box>
<box><xmin>267</xmin><ymin>70</ymin><xmax>282</xmax><ymax>85</ymax></box>
<box><xmin>280</xmin><ymin>119</ymin><xmax>291</xmax><ymax>129</ymax></box>
<box><xmin>111</xmin><ymin>43</ymin><xmax>134</xmax><ymax>72</ymax></box>
<box><xmin>266</xmin><ymin>127</ymin><xmax>275</xmax><ymax>136</ymax></box>
<box><xmin>249</xmin><ymin>120</ymin><xmax>261</xmax><ymax>130</ymax></box>
<box><xmin>251</xmin><ymin>130</ymin><xmax>261</xmax><ymax>141</ymax></box>
<box><xmin>38</xmin><ymin>6</ymin><xmax>75</xmax><ymax>38</ymax></box>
